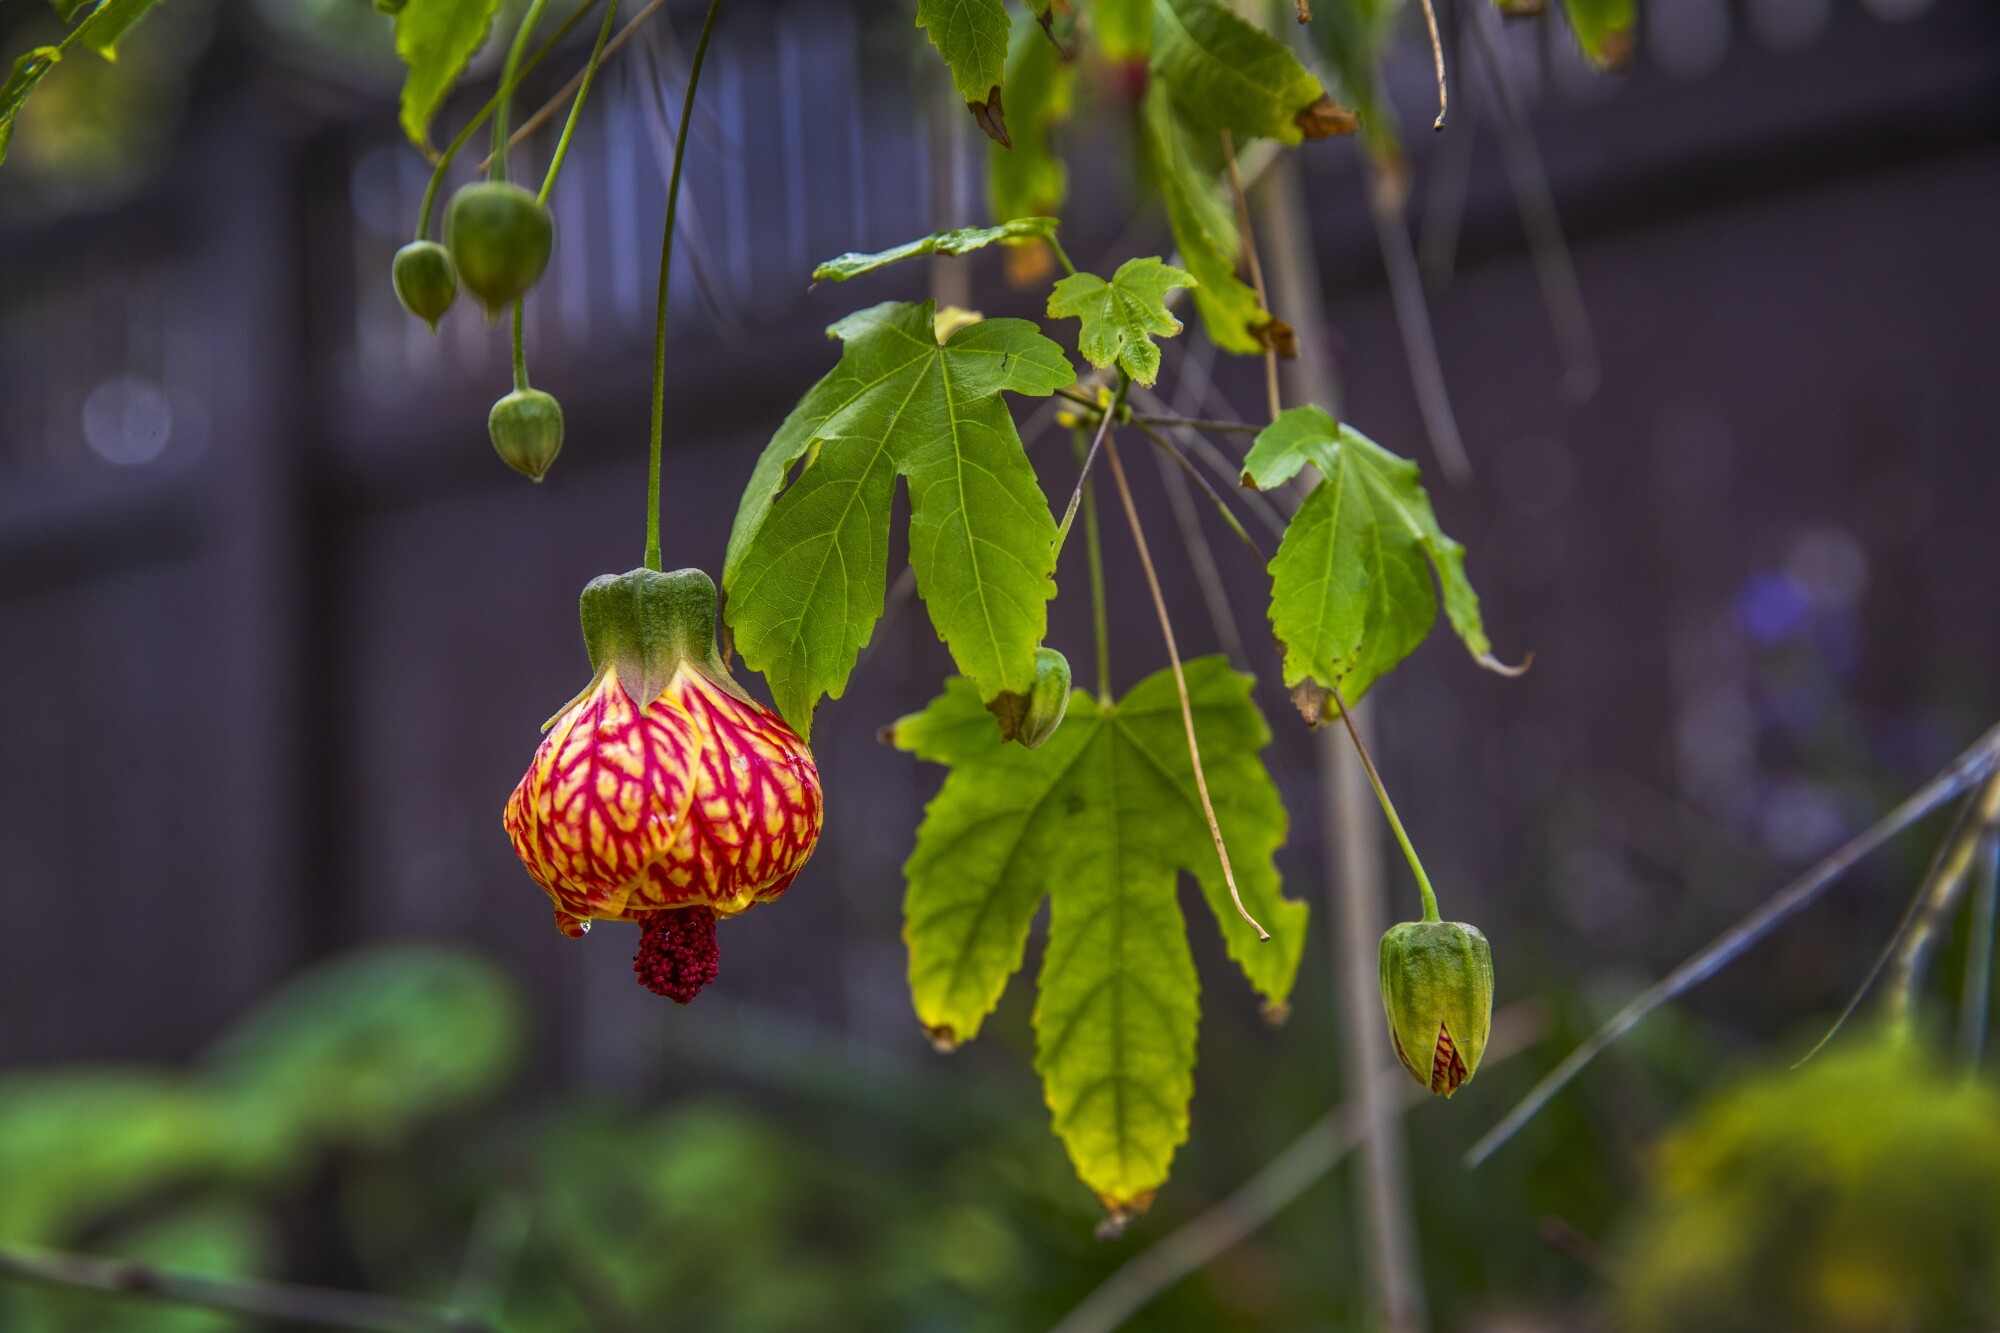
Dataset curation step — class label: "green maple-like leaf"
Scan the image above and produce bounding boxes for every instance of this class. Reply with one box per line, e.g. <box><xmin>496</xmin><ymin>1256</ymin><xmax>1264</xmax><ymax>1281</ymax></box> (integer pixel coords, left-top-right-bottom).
<box><xmin>893</xmin><ymin>659</ymin><xmax>1306</xmax><ymax>1212</ymax></box>
<box><xmin>0</xmin><ymin>0</ymin><xmax>164</xmax><ymax>166</ymax></box>
<box><xmin>1245</xmin><ymin>405</ymin><xmax>1495</xmax><ymax>716</ymax></box>
<box><xmin>724</xmin><ymin>302</ymin><xmax>1073</xmax><ymax>739</ymax></box>
<box><xmin>1558</xmin><ymin>0</ymin><xmax>1636</xmax><ymax>68</ymax></box>
<box><xmin>1140</xmin><ymin>85</ymin><xmax>1266</xmax><ymax>356</ymax></box>
<box><xmin>812</xmin><ymin>217</ymin><xmax>1059</xmax><ymax>284</ymax></box>
<box><xmin>394</xmin><ymin>0</ymin><xmax>503</xmax><ymax>153</ymax></box>
<box><xmin>917</xmin><ymin>0</ymin><xmax>1012</xmax><ymax>107</ymax></box>
<box><xmin>1047</xmin><ymin>257</ymin><xmax>1195</xmax><ymax>387</ymax></box>
<box><xmin>1093</xmin><ymin>0</ymin><xmax>1152</xmax><ymax>60</ymax></box>
<box><xmin>989</xmin><ymin>10</ymin><xmax>1073</xmax><ymax>223</ymax></box>
<box><xmin>1150</xmin><ymin>0</ymin><xmax>1331</xmax><ymax>145</ymax></box>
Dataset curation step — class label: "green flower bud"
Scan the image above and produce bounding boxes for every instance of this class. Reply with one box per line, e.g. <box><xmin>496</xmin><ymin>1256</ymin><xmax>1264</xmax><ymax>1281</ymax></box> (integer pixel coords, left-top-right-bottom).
<box><xmin>488</xmin><ymin>388</ymin><xmax>564</xmax><ymax>481</ymax></box>
<box><xmin>444</xmin><ymin>181</ymin><xmax>553</xmax><ymax>317</ymax></box>
<box><xmin>1379</xmin><ymin>919</ymin><xmax>1493</xmax><ymax>1097</ymax></box>
<box><xmin>1016</xmin><ymin>648</ymin><xmax>1072</xmax><ymax>748</ymax></box>
<box><xmin>984</xmin><ymin>646</ymin><xmax>1074</xmax><ymax>746</ymax></box>
<box><xmin>391</xmin><ymin>240</ymin><xmax>458</xmax><ymax>330</ymax></box>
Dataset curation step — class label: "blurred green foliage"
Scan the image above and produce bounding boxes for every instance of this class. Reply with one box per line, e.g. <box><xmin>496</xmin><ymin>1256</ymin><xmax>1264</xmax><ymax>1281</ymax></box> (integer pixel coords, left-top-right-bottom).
<box><xmin>4</xmin><ymin>938</ymin><xmax>1996</xmax><ymax>1332</ymax></box>
<box><xmin>1619</xmin><ymin>1034</ymin><xmax>2000</xmax><ymax>1333</ymax></box>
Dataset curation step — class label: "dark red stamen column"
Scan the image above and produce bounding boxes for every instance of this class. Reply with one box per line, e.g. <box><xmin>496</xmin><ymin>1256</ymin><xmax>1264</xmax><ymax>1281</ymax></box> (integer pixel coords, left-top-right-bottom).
<box><xmin>633</xmin><ymin>906</ymin><xmax>720</xmax><ymax>1003</ymax></box>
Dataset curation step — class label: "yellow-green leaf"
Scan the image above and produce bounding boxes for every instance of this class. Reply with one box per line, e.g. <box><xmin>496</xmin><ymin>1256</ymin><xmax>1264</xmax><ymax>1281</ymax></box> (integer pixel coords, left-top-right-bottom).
<box><xmin>394</xmin><ymin>0</ymin><xmax>503</xmax><ymax>153</ymax></box>
<box><xmin>1559</xmin><ymin>0</ymin><xmax>1636</xmax><ymax>68</ymax></box>
<box><xmin>893</xmin><ymin>660</ymin><xmax>1306</xmax><ymax>1212</ymax></box>
<box><xmin>989</xmin><ymin>10</ymin><xmax>1073</xmax><ymax>223</ymax></box>
<box><xmin>1140</xmin><ymin>85</ymin><xmax>1265</xmax><ymax>355</ymax></box>
<box><xmin>1047</xmin><ymin>256</ymin><xmax>1194</xmax><ymax>387</ymax></box>
<box><xmin>724</xmin><ymin>301</ymin><xmax>1073</xmax><ymax>738</ymax></box>
<box><xmin>917</xmin><ymin>0</ymin><xmax>1012</xmax><ymax>106</ymax></box>
<box><xmin>1093</xmin><ymin>0</ymin><xmax>1152</xmax><ymax>60</ymax></box>
<box><xmin>812</xmin><ymin>217</ymin><xmax>1059</xmax><ymax>284</ymax></box>
<box><xmin>1244</xmin><ymin>405</ymin><xmax>1495</xmax><ymax>713</ymax></box>
<box><xmin>1151</xmin><ymin>0</ymin><xmax>1330</xmax><ymax>145</ymax></box>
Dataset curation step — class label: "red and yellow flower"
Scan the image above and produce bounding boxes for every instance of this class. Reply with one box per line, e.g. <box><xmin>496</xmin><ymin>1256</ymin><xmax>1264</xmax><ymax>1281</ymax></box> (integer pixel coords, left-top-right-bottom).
<box><xmin>504</xmin><ymin>568</ymin><xmax>821</xmax><ymax>1002</ymax></box>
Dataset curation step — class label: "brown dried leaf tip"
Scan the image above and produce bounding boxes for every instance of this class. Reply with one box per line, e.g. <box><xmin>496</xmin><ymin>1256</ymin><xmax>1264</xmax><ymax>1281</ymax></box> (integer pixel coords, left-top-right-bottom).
<box><xmin>1253</xmin><ymin>316</ymin><xmax>1300</xmax><ymax>359</ymax></box>
<box><xmin>1093</xmin><ymin>1191</ymin><xmax>1157</xmax><ymax>1241</ymax></box>
<box><xmin>1496</xmin><ymin>0</ymin><xmax>1546</xmax><ymax>15</ymax></box>
<box><xmin>1293</xmin><ymin>0</ymin><xmax>1312</xmax><ymax>21</ymax></box>
<box><xmin>1591</xmin><ymin>29</ymin><xmax>1636</xmax><ymax>70</ymax></box>
<box><xmin>969</xmin><ymin>85</ymin><xmax>1011</xmax><ymax>150</ymax></box>
<box><xmin>1294</xmin><ymin>94</ymin><xmax>1360</xmax><ymax>140</ymax></box>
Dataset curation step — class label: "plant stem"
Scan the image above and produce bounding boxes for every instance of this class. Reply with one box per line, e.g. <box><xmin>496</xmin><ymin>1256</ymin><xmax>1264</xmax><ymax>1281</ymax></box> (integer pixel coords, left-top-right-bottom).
<box><xmin>1469</xmin><ymin>721</ymin><xmax>2000</xmax><ymax>1168</ymax></box>
<box><xmin>645</xmin><ymin>0</ymin><xmax>726</xmax><ymax>572</ymax></box>
<box><xmin>1071</xmin><ymin>428</ymin><xmax>1113</xmax><ymax>703</ymax></box>
<box><xmin>1219</xmin><ymin>129</ymin><xmax>1281</xmax><ymax>424</ymax></box>
<box><xmin>490</xmin><ymin>0</ymin><xmax>553</xmax><ymax>182</ymax></box>
<box><xmin>510</xmin><ymin>301</ymin><xmax>529</xmax><ymax>391</ymax></box>
<box><xmin>1327</xmin><ymin>680</ymin><xmax>1438</xmax><ymax>923</ymax></box>
<box><xmin>1963</xmin><ymin>830</ymin><xmax>2000</xmax><ymax>1069</ymax></box>
<box><xmin>498</xmin><ymin>0</ymin><xmax>674</xmax><ymax>170</ymax></box>
<box><xmin>1102</xmin><ymin>433</ymin><xmax>1268</xmax><ymax>940</ymax></box>
<box><xmin>415</xmin><ymin>0</ymin><xmax>604</xmax><ymax>237</ymax></box>
<box><xmin>1888</xmin><ymin>770</ymin><xmax>2000</xmax><ymax>1030</ymax></box>
<box><xmin>1416</xmin><ymin>0</ymin><xmax>1448</xmax><ymax>130</ymax></box>
<box><xmin>0</xmin><ymin>1242</ymin><xmax>492</xmax><ymax>1333</ymax></box>
<box><xmin>1046</xmin><ymin>235</ymin><xmax>1079</xmax><ymax>276</ymax></box>
<box><xmin>539</xmin><ymin>0</ymin><xmax>622</xmax><ymax>205</ymax></box>
<box><xmin>1053</xmin><ymin>378</ymin><xmax>1127</xmax><ymax>557</ymax></box>
<box><xmin>1129</xmin><ymin>420</ymin><xmax>1263</xmax><ymax>562</ymax></box>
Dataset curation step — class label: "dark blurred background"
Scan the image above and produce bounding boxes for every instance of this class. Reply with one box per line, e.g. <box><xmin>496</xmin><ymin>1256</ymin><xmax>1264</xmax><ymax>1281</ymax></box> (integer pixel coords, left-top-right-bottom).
<box><xmin>1</xmin><ymin>0</ymin><xmax>1998</xmax><ymax>1326</ymax></box>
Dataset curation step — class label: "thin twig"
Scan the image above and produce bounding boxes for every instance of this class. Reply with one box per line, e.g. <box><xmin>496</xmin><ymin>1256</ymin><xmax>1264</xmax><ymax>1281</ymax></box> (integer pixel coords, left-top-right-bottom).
<box><xmin>1102</xmin><ymin>433</ymin><xmax>1268</xmax><ymax>940</ymax></box>
<box><xmin>1047</xmin><ymin>1004</ymin><xmax>1545</xmax><ymax>1333</ymax></box>
<box><xmin>1467</xmin><ymin>722</ymin><xmax>2000</xmax><ymax>1167</ymax></box>
<box><xmin>1130</xmin><ymin>420</ymin><xmax>1264</xmax><ymax>562</ymax></box>
<box><xmin>1365</xmin><ymin>156</ymin><xmax>1473</xmax><ymax>485</ymax></box>
<box><xmin>1417</xmin><ymin>0</ymin><xmax>1450</xmax><ymax>130</ymax></box>
<box><xmin>1157</xmin><ymin>335</ymin><xmax>1250</xmax><ymax>668</ymax></box>
<box><xmin>1055</xmin><ymin>381</ymin><xmax>1126</xmax><ymax>555</ymax></box>
<box><xmin>1465</xmin><ymin>0</ymin><xmax>1600</xmax><ymax>402</ymax></box>
<box><xmin>1136</xmin><ymin>412</ymin><xmax>1260</xmax><ymax>435</ymax></box>
<box><xmin>0</xmin><ymin>1243</ymin><xmax>492</xmax><ymax>1333</ymax></box>
<box><xmin>632</xmin><ymin>27</ymin><xmax>740</xmax><ymax>333</ymax></box>
<box><xmin>1220</xmin><ymin>130</ymin><xmax>1282</xmax><ymax>424</ymax></box>
<box><xmin>480</xmin><ymin>0</ymin><xmax>675</xmax><ymax>171</ymax></box>
<box><xmin>1962</xmin><ymin>830</ymin><xmax>2000</xmax><ymax>1068</ymax></box>
<box><xmin>1126</xmin><ymin>383</ymin><xmax>1291</xmax><ymax>539</ymax></box>
<box><xmin>1888</xmin><ymin>771</ymin><xmax>2000</xmax><ymax>1026</ymax></box>
<box><xmin>1792</xmin><ymin>787</ymin><xmax>1982</xmax><ymax>1068</ymax></box>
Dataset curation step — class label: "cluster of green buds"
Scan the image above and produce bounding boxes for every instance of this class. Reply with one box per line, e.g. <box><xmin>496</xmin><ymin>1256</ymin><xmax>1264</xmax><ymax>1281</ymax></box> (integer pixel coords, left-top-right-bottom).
<box><xmin>391</xmin><ymin>0</ymin><xmax>576</xmax><ymax>482</ymax></box>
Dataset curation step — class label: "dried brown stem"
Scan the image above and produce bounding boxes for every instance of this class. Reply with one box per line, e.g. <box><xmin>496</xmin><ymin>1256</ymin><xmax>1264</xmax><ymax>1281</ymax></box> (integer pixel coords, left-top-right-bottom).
<box><xmin>1102</xmin><ymin>433</ymin><xmax>1268</xmax><ymax>940</ymax></box>
<box><xmin>1220</xmin><ymin>130</ymin><xmax>1282</xmax><ymax>424</ymax></box>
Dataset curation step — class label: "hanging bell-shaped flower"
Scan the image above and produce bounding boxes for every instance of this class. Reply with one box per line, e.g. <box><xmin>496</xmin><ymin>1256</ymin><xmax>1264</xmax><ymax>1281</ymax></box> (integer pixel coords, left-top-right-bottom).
<box><xmin>504</xmin><ymin>568</ymin><xmax>822</xmax><ymax>1002</ymax></box>
<box><xmin>1379</xmin><ymin>919</ymin><xmax>1494</xmax><ymax>1096</ymax></box>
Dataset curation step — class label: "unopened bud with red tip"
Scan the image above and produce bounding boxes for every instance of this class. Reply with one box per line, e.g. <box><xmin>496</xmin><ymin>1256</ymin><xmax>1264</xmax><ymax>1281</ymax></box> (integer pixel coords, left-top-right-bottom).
<box><xmin>503</xmin><ymin>569</ymin><xmax>822</xmax><ymax>1003</ymax></box>
<box><xmin>488</xmin><ymin>388</ymin><xmax>563</xmax><ymax>481</ymax></box>
<box><xmin>1380</xmin><ymin>919</ymin><xmax>1493</xmax><ymax>1097</ymax></box>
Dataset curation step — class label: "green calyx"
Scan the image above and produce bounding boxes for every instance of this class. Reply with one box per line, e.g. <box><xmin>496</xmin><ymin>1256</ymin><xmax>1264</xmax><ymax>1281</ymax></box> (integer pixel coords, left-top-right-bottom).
<box><xmin>1379</xmin><ymin>919</ymin><xmax>1493</xmax><ymax>1097</ymax></box>
<box><xmin>579</xmin><ymin>568</ymin><xmax>745</xmax><ymax>708</ymax></box>
<box><xmin>986</xmin><ymin>646</ymin><xmax>1073</xmax><ymax>748</ymax></box>
<box><xmin>392</xmin><ymin>241</ymin><xmax>458</xmax><ymax>330</ymax></box>
<box><xmin>444</xmin><ymin>181</ymin><xmax>553</xmax><ymax>317</ymax></box>
<box><xmin>488</xmin><ymin>388</ymin><xmax>563</xmax><ymax>481</ymax></box>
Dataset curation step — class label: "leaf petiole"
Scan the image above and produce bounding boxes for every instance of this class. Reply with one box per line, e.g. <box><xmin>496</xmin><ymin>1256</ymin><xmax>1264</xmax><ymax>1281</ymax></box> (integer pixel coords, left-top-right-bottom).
<box><xmin>1326</xmin><ymin>679</ymin><xmax>1439</xmax><ymax>923</ymax></box>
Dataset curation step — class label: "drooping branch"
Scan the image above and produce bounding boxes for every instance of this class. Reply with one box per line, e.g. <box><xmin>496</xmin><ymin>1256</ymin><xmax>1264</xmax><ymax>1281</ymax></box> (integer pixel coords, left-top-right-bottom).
<box><xmin>0</xmin><ymin>1243</ymin><xmax>494</xmax><ymax>1333</ymax></box>
<box><xmin>1468</xmin><ymin>722</ymin><xmax>2000</xmax><ymax>1167</ymax></box>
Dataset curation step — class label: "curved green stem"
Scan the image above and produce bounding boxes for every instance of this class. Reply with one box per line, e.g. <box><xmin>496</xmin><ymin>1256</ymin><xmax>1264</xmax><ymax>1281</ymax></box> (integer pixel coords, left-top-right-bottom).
<box><xmin>1046</xmin><ymin>235</ymin><xmax>1078</xmax><ymax>277</ymax></box>
<box><xmin>1327</xmin><ymin>680</ymin><xmax>1438</xmax><ymax>922</ymax></box>
<box><xmin>413</xmin><ymin>0</ymin><xmax>604</xmax><ymax>238</ymax></box>
<box><xmin>645</xmin><ymin>0</ymin><xmax>726</xmax><ymax>572</ymax></box>
<box><xmin>490</xmin><ymin>0</ymin><xmax>553</xmax><ymax>183</ymax></box>
<box><xmin>540</xmin><ymin>0</ymin><xmax>622</xmax><ymax>206</ymax></box>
